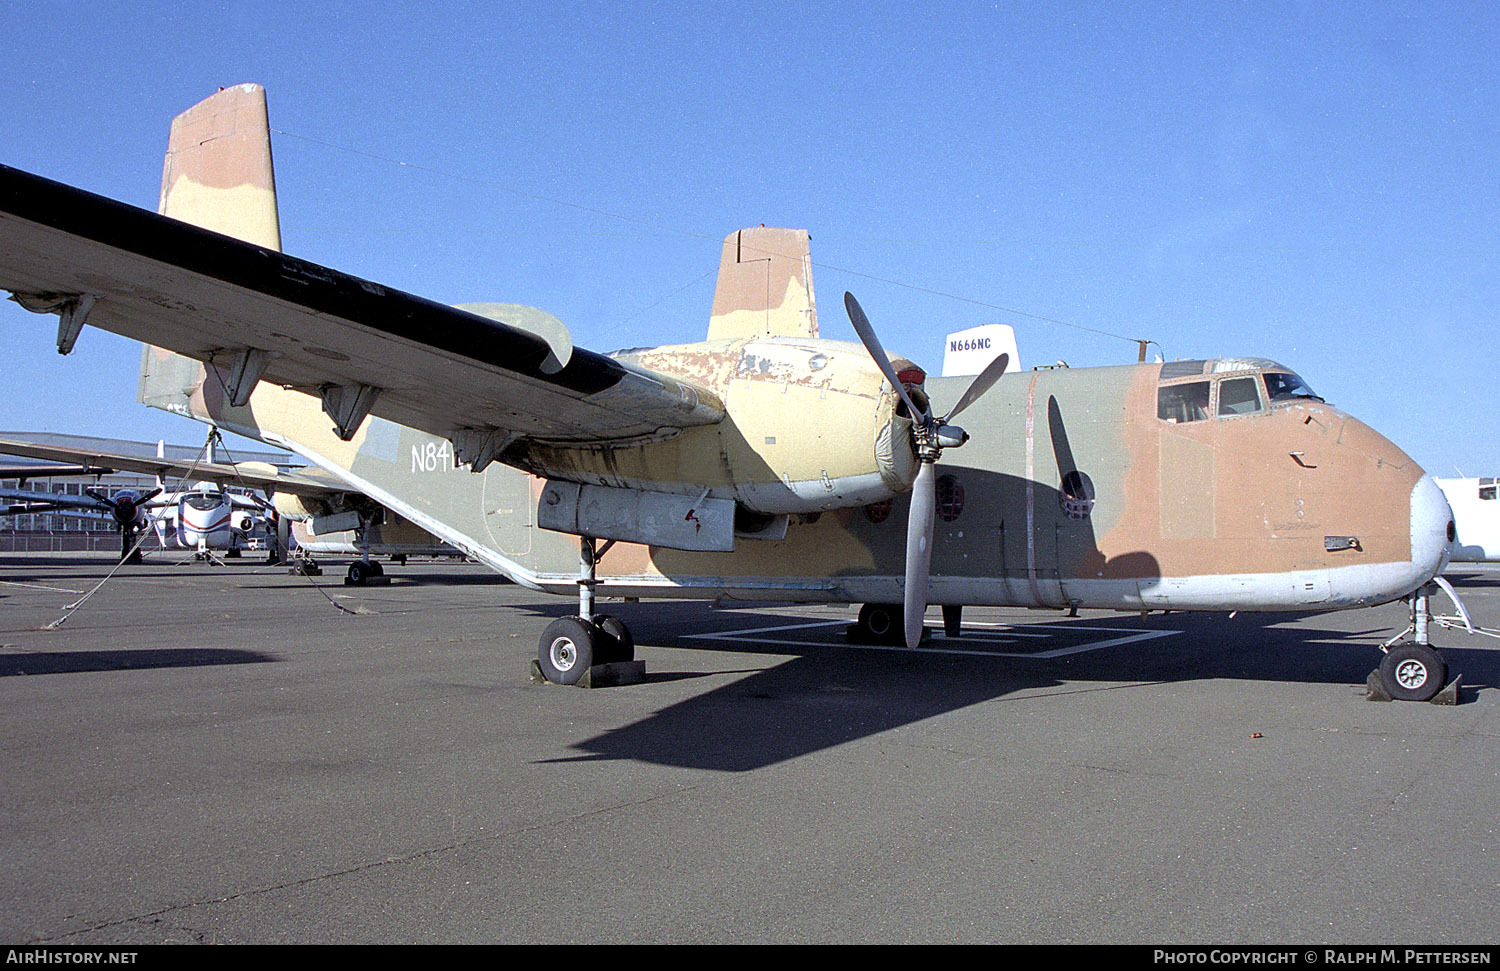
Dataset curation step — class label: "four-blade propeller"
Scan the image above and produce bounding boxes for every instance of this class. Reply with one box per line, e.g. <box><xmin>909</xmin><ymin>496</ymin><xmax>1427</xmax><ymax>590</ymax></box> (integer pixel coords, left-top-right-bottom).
<box><xmin>844</xmin><ymin>291</ymin><xmax>1009</xmax><ymax>648</ymax></box>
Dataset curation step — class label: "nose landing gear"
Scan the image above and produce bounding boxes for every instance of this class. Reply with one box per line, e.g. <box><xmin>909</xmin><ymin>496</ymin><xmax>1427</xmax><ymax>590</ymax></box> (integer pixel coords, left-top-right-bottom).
<box><xmin>1369</xmin><ymin>579</ymin><xmax>1476</xmax><ymax>704</ymax></box>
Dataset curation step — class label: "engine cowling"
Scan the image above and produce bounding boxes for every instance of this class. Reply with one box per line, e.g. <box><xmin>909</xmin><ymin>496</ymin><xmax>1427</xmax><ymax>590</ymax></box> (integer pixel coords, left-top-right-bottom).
<box><xmin>271</xmin><ymin>492</ymin><xmax>324</xmax><ymax>521</ymax></box>
<box><xmin>510</xmin><ymin>337</ymin><xmax>924</xmax><ymax>516</ymax></box>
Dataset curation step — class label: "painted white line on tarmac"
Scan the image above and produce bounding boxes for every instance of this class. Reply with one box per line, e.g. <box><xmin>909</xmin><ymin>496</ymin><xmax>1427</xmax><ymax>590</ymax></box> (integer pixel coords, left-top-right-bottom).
<box><xmin>686</xmin><ymin>619</ymin><xmax>1179</xmax><ymax>658</ymax></box>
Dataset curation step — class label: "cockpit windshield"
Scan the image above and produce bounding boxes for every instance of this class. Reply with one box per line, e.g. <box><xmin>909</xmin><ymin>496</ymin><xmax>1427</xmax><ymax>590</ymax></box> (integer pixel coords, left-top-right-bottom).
<box><xmin>1262</xmin><ymin>371</ymin><xmax>1321</xmax><ymax>403</ymax></box>
<box><xmin>1157</xmin><ymin>360</ymin><xmax>1324</xmax><ymax>425</ymax></box>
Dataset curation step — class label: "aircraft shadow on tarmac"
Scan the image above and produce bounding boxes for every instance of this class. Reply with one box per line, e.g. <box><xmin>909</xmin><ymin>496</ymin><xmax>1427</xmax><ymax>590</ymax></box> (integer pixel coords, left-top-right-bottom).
<box><xmin>0</xmin><ymin>647</ymin><xmax>274</xmax><ymax>678</ymax></box>
<box><xmin>1442</xmin><ymin>570</ymin><xmax>1500</xmax><ymax>590</ymax></box>
<box><xmin>539</xmin><ymin>607</ymin><xmax>1498</xmax><ymax>773</ymax></box>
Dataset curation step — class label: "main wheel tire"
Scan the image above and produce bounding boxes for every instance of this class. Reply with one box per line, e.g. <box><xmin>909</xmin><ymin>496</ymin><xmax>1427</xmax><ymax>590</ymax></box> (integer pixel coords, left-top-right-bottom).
<box><xmin>857</xmin><ymin>603</ymin><xmax>905</xmax><ymax>644</ymax></box>
<box><xmin>1379</xmin><ymin>642</ymin><xmax>1447</xmax><ymax>702</ymax></box>
<box><xmin>346</xmin><ymin>561</ymin><xmax>370</xmax><ymax>585</ymax></box>
<box><xmin>594</xmin><ymin>615</ymin><xmax>635</xmax><ymax>663</ymax></box>
<box><xmin>539</xmin><ymin>617</ymin><xmax>597</xmax><ymax>685</ymax></box>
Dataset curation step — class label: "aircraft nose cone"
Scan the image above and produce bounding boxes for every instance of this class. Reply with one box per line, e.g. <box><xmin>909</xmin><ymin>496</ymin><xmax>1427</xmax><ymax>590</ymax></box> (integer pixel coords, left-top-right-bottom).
<box><xmin>1411</xmin><ymin>475</ymin><xmax>1455</xmax><ymax>581</ymax></box>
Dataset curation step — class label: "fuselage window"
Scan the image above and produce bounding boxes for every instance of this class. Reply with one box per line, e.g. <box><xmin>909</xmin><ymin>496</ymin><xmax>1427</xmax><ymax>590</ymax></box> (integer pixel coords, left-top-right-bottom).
<box><xmin>1217</xmin><ymin>376</ymin><xmax>1263</xmax><ymax>416</ymax></box>
<box><xmin>1158</xmin><ymin>381</ymin><xmax>1210</xmax><ymax>423</ymax></box>
<box><xmin>1481</xmin><ymin>477</ymin><xmax>1497</xmax><ymax>501</ymax></box>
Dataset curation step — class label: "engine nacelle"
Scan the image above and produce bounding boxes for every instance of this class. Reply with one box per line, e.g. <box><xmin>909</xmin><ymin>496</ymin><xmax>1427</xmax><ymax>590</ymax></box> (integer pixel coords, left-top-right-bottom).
<box><xmin>271</xmin><ymin>492</ymin><xmax>324</xmax><ymax>521</ymax></box>
<box><xmin>511</xmin><ymin>337</ymin><xmax>923</xmax><ymax>516</ymax></box>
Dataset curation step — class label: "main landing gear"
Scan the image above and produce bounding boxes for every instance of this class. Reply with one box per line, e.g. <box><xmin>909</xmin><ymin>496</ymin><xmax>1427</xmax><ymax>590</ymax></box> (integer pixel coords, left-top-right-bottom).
<box><xmin>343</xmin><ymin>510</ymin><xmax>390</xmax><ymax>586</ymax></box>
<box><xmin>847</xmin><ymin>602</ymin><xmax>965</xmax><ymax>645</ymax></box>
<box><xmin>532</xmin><ymin>537</ymin><xmax>644</xmax><ymax>687</ymax></box>
<box><xmin>1370</xmin><ymin>580</ymin><xmax>1469</xmax><ymax>704</ymax></box>
<box><xmin>345</xmin><ymin>558</ymin><xmax>385</xmax><ymax>585</ymax></box>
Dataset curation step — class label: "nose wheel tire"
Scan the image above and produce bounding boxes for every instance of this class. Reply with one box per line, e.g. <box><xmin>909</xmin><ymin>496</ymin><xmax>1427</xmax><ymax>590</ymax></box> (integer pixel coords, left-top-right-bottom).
<box><xmin>1379</xmin><ymin>642</ymin><xmax>1447</xmax><ymax>702</ymax></box>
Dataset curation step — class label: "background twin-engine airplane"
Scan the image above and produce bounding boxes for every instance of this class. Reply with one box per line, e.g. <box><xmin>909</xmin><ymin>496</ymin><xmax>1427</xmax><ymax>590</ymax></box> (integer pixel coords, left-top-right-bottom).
<box><xmin>0</xmin><ymin>84</ymin><xmax>1466</xmax><ymax>700</ymax></box>
<box><xmin>0</xmin><ymin>461</ymin><xmax>277</xmax><ymax>563</ymax></box>
<box><xmin>0</xmin><ymin>434</ymin><xmax>458</xmax><ymax>573</ymax></box>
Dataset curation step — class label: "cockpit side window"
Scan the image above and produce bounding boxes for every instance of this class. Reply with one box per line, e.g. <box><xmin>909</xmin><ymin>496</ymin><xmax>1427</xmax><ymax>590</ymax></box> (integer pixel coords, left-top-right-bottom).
<box><xmin>1158</xmin><ymin>381</ymin><xmax>1210</xmax><ymax>423</ymax></box>
<box><xmin>1481</xmin><ymin>477</ymin><xmax>1497</xmax><ymax>501</ymax></box>
<box><xmin>1263</xmin><ymin>371</ymin><xmax>1320</xmax><ymax>403</ymax></box>
<box><xmin>1217</xmin><ymin>376</ymin><xmax>1263</xmax><ymax>416</ymax></box>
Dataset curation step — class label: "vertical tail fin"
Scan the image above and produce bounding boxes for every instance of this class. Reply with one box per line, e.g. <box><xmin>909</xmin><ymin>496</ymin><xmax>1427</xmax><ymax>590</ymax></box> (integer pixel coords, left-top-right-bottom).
<box><xmin>706</xmin><ymin>227</ymin><xmax>818</xmax><ymax>340</ymax></box>
<box><xmin>158</xmin><ymin>83</ymin><xmax>281</xmax><ymax>250</ymax></box>
<box><xmin>142</xmin><ymin>83</ymin><xmax>281</xmax><ymax>420</ymax></box>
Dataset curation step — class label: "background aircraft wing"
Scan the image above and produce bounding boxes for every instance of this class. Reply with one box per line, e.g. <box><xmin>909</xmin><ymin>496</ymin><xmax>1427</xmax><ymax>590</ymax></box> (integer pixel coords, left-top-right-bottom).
<box><xmin>0</xmin><ymin>462</ymin><xmax>118</xmax><ymax>481</ymax></box>
<box><xmin>0</xmin><ymin>487</ymin><xmax>110</xmax><ymax>513</ymax></box>
<box><xmin>0</xmin><ymin>436</ymin><xmax>339</xmax><ymax>500</ymax></box>
<box><xmin>0</xmin><ymin>164</ymin><xmax>724</xmax><ymax>459</ymax></box>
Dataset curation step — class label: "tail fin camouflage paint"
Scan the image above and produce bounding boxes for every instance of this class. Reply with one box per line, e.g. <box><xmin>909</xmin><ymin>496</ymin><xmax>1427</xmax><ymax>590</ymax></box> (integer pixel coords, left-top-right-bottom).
<box><xmin>139</xmin><ymin>83</ymin><xmax>280</xmax><ymax>427</ymax></box>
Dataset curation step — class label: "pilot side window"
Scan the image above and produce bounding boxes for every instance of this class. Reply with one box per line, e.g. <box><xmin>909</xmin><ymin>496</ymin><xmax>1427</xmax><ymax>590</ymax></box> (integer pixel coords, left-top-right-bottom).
<box><xmin>1158</xmin><ymin>382</ymin><xmax>1210</xmax><ymax>423</ymax></box>
<box><xmin>1217</xmin><ymin>377</ymin><xmax>1263</xmax><ymax>416</ymax></box>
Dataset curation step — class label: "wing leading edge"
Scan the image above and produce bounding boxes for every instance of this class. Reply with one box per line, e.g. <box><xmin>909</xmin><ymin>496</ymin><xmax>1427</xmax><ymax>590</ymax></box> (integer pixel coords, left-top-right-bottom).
<box><xmin>0</xmin><ymin>163</ymin><xmax>723</xmax><ymax>469</ymax></box>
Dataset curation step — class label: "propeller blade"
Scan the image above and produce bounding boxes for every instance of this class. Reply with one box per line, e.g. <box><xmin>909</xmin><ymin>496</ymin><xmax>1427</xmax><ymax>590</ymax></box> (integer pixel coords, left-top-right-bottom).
<box><xmin>942</xmin><ymin>352</ymin><xmax>1009</xmax><ymax>424</ymax></box>
<box><xmin>138</xmin><ymin>487</ymin><xmax>163</xmax><ymax>504</ymax></box>
<box><xmin>844</xmin><ymin>292</ymin><xmax>926</xmax><ymax>421</ymax></box>
<box><xmin>904</xmin><ymin>459</ymin><xmax>936</xmax><ymax>648</ymax></box>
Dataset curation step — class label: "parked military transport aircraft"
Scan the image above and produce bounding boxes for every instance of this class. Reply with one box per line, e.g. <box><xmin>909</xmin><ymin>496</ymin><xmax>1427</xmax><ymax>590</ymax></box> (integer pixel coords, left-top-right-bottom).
<box><xmin>0</xmin><ymin>84</ymin><xmax>1461</xmax><ymax>700</ymax></box>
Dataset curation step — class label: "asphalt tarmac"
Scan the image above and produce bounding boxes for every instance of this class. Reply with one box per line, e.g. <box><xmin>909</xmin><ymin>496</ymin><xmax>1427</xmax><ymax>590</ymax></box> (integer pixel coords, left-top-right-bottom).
<box><xmin>1</xmin><ymin>552</ymin><xmax>1497</xmax><ymax>945</ymax></box>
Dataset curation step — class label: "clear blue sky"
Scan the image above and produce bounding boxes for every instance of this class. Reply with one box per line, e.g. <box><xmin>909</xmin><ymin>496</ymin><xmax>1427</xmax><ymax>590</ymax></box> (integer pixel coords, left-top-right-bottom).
<box><xmin>1</xmin><ymin>1</ymin><xmax>1496</xmax><ymax>474</ymax></box>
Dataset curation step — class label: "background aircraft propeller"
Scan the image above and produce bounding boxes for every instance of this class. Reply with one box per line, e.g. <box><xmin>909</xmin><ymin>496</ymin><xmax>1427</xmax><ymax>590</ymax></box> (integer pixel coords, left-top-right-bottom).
<box><xmin>83</xmin><ymin>486</ymin><xmax>163</xmax><ymax>561</ymax></box>
<box><xmin>85</xmin><ymin>486</ymin><xmax>163</xmax><ymax>526</ymax></box>
<box><xmin>844</xmin><ymin>291</ymin><xmax>1009</xmax><ymax>648</ymax></box>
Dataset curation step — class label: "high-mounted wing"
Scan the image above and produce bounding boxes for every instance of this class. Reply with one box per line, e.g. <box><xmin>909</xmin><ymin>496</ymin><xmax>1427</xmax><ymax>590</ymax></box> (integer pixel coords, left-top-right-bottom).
<box><xmin>0</xmin><ymin>163</ymin><xmax>723</xmax><ymax>468</ymax></box>
<box><xmin>0</xmin><ymin>435</ymin><xmax>338</xmax><ymax>500</ymax></box>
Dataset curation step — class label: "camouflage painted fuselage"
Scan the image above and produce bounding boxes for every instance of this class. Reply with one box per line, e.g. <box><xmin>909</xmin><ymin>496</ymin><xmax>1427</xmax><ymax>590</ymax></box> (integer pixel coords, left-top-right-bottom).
<box><xmin>141</xmin><ymin>346</ymin><xmax>1450</xmax><ymax>613</ymax></box>
<box><xmin>131</xmin><ymin>82</ymin><xmax>1450</xmax><ymax>616</ymax></box>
